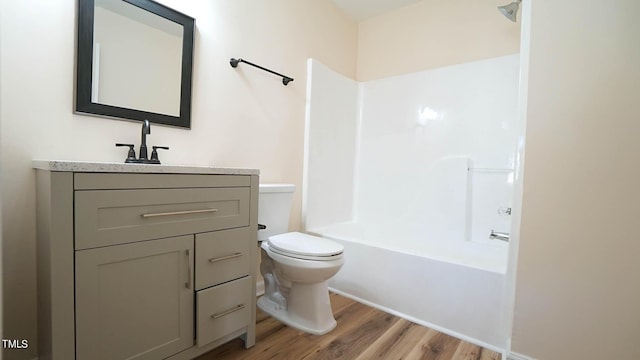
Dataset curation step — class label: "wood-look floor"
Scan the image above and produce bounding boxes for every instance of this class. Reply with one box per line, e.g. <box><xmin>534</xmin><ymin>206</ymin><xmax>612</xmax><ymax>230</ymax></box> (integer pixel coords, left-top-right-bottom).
<box><xmin>198</xmin><ymin>293</ymin><xmax>501</xmax><ymax>360</ymax></box>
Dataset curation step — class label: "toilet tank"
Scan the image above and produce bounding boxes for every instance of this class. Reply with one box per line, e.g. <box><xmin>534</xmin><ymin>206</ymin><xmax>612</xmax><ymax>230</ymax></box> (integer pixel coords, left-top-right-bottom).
<box><xmin>258</xmin><ymin>184</ymin><xmax>296</xmax><ymax>241</ymax></box>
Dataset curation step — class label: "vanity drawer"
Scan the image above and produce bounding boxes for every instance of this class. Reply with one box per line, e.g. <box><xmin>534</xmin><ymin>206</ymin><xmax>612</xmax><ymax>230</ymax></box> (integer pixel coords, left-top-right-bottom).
<box><xmin>75</xmin><ymin>187</ymin><xmax>250</xmax><ymax>250</ymax></box>
<box><xmin>195</xmin><ymin>228</ymin><xmax>252</xmax><ymax>291</ymax></box>
<box><xmin>197</xmin><ymin>276</ymin><xmax>251</xmax><ymax>347</ymax></box>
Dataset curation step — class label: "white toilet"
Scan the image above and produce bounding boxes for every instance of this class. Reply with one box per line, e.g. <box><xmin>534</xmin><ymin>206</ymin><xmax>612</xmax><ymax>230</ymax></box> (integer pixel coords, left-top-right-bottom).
<box><xmin>258</xmin><ymin>184</ymin><xmax>344</xmax><ymax>335</ymax></box>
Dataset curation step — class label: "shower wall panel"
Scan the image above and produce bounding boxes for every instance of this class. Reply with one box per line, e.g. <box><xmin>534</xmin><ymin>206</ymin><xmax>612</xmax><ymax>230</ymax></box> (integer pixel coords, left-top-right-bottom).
<box><xmin>356</xmin><ymin>55</ymin><xmax>520</xmax><ymax>244</ymax></box>
<box><xmin>305</xmin><ymin>55</ymin><xmax>519</xmax><ymax>251</ymax></box>
<box><xmin>303</xmin><ymin>59</ymin><xmax>359</xmax><ymax>231</ymax></box>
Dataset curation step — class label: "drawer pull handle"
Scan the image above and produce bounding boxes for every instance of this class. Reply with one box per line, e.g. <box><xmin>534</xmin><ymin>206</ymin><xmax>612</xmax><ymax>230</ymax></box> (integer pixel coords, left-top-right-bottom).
<box><xmin>208</xmin><ymin>252</ymin><xmax>243</xmax><ymax>263</ymax></box>
<box><xmin>211</xmin><ymin>304</ymin><xmax>246</xmax><ymax>319</ymax></box>
<box><xmin>141</xmin><ymin>208</ymin><xmax>218</xmax><ymax>218</ymax></box>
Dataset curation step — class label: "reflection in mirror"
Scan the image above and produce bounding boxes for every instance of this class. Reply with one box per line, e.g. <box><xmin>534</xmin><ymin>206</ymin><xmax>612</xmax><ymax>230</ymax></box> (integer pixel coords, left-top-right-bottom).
<box><xmin>76</xmin><ymin>0</ymin><xmax>194</xmax><ymax>128</ymax></box>
<box><xmin>94</xmin><ymin>0</ymin><xmax>183</xmax><ymax>116</ymax></box>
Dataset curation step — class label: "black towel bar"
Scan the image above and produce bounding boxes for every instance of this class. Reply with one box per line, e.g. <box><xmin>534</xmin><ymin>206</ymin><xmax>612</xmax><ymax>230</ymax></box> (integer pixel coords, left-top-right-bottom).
<box><xmin>230</xmin><ymin>58</ymin><xmax>294</xmax><ymax>86</ymax></box>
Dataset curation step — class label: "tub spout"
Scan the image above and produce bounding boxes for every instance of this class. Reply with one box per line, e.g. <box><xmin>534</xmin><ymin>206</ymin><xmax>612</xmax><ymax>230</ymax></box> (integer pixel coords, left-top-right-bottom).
<box><xmin>490</xmin><ymin>230</ymin><xmax>510</xmax><ymax>242</ymax></box>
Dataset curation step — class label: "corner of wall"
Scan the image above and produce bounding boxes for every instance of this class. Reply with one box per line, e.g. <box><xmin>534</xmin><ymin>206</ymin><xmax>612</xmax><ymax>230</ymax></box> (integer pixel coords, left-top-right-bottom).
<box><xmin>503</xmin><ymin>0</ymin><xmax>532</xmax><ymax>355</ymax></box>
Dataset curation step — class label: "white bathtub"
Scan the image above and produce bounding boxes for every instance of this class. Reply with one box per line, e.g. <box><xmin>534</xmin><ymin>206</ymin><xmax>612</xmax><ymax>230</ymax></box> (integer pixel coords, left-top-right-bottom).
<box><xmin>310</xmin><ymin>222</ymin><xmax>507</xmax><ymax>351</ymax></box>
<box><xmin>312</xmin><ymin>221</ymin><xmax>508</xmax><ymax>273</ymax></box>
<box><xmin>303</xmin><ymin>56</ymin><xmax>519</xmax><ymax>352</ymax></box>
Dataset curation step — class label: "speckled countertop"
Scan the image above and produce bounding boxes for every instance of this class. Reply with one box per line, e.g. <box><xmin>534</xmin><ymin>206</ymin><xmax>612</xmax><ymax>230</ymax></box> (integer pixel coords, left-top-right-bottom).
<box><xmin>33</xmin><ymin>160</ymin><xmax>259</xmax><ymax>175</ymax></box>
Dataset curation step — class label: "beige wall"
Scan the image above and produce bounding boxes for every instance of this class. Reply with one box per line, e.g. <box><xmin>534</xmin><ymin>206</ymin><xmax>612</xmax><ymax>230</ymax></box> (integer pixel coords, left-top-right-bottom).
<box><xmin>357</xmin><ymin>0</ymin><xmax>520</xmax><ymax>81</ymax></box>
<box><xmin>0</xmin><ymin>0</ymin><xmax>356</xmax><ymax>358</ymax></box>
<box><xmin>512</xmin><ymin>0</ymin><xmax>640</xmax><ymax>359</ymax></box>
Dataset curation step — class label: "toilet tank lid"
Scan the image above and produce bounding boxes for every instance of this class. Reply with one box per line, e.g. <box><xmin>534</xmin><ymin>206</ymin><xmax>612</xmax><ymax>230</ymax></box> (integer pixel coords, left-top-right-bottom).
<box><xmin>268</xmin><ymin>232</ymin><xmax>343</xmax><ymax>257</ymax></box>
<box><xmin>259</xmin><ymin>183</ymin><xmax>296</xmax><ymax>193</ymax></box>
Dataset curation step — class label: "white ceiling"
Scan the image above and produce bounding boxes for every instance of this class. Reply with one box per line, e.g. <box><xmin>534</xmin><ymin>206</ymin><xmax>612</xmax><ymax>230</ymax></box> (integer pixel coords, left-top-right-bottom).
<box><xmin>332</xmin><ymin>0</ymin><xmax>422</xmax><ymax>21</ymax></box>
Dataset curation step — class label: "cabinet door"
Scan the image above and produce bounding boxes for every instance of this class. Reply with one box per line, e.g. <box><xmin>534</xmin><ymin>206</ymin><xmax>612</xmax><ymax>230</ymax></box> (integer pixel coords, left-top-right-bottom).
<box><xmin>75</xmin><ymin>235</ymin><xmax>194</xmax><ymax>360</ymax></box>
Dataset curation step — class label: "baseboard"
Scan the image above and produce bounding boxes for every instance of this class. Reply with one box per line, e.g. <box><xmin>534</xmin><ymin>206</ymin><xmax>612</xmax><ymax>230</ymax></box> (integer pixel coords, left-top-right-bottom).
<box><xmin>329</xmin><ymin>287</ymin><xmax>505</xmax><ymax>355</ymax></box>
<box><xmin>506</xmin><ymin>352</ymin><xmax>536</xmax><ymax>360</ymax></box>
<box><xmin>256</xmin><ymin>280</ymin><xmax>264</xmax><ymax>297</ymax></box>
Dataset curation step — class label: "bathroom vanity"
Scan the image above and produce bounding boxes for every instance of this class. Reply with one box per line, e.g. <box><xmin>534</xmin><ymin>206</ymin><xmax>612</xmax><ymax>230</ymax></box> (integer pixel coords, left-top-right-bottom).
<box><xmin>34</xmin><ymin>161</ymin><xmax>259</xmax><ymax>360</ymax></box>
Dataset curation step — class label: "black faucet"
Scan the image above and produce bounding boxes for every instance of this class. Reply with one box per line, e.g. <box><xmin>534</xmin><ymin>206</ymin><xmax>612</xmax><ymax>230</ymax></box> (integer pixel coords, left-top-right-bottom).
<box><xmin>139</xmin><ymin>119</ymin><xmax>151</xmax><ymax>161</ymax></box>
<box><xmin>116</xmin><ymin>120</ymin><xmax>169</xmax><ymax>164</ymax></box>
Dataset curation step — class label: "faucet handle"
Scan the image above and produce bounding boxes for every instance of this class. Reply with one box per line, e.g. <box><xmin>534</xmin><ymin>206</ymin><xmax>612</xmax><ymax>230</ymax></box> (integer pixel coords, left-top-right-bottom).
<box><xmin>149</xmin><ymin>146</ymin><xmax>169</xmax><ymax>164</ymax></box>
<box><xmin>116</xmin><ymin>143</ymin><xmax>137</xmax><ymax>163</ymax></box>
<box><xmin>489</xmin><ymin>229</ymin><xmax>510</xmax><ymax>242</ymax></box>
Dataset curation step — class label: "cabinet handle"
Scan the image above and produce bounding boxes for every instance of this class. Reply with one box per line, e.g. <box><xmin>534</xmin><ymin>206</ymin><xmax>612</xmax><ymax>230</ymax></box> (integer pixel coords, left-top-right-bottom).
<box><xmin>208</xmin><ymin>252</ymin><xmax>243</xmax><ymax>263</ymax></box>
<box><xmin>141</xmin><ymin>208</ymin><xmax>218</xmax><ymax>218</ymax></box>
<box><xmin>211</xmin><ymin>304</ymin><xmax>246</xmax><ymax>319</ymax></box>
<box><xmin>185</xmin><ymin>249</ymin><xmax>192</xmax><ymax>289</ymax></box>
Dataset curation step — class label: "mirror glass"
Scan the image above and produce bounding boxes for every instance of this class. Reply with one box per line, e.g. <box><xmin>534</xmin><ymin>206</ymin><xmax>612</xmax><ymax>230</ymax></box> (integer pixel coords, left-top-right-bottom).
<box><xmin>76</xmin><ymin>0</ymin><xmax>194</xmax><ymax>128</ymax></box>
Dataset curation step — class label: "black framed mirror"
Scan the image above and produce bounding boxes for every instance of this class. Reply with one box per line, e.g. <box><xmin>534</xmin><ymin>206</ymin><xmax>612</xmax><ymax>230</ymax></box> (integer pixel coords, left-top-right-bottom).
<box><xmin>76</xmin><ymin>0</ymin><xmax>194</xmax><ymax>128</ymax></box>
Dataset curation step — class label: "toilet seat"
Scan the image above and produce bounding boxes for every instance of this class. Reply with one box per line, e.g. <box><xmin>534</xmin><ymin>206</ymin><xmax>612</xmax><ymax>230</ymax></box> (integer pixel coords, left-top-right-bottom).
<box><xmin>267</xmin><ymin>232</ymin><xmax>343</xmax><ymax>261</ymax></box>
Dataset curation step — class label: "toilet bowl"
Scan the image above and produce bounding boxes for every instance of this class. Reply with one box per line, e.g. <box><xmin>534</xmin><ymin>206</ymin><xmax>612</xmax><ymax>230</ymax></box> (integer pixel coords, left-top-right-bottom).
<box><xmin>258</xmin><ymin>185</ymin><xmax>344</xmax><ymax>335</ymax></box>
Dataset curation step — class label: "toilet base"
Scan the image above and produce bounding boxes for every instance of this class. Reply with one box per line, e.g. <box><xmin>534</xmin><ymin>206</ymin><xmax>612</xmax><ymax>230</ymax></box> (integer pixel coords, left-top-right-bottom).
<box><xmin>257</xmin><ymin>282</ymin><xmax>337</xmax><ymax>336</ymax></box>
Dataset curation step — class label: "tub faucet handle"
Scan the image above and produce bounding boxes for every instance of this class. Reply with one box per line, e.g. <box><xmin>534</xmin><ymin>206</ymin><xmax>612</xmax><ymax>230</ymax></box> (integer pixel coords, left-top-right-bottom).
<box><xmin>489</xmin><ymin>230</ymin><xmax>510</xmax><ymax>242</ymax></box>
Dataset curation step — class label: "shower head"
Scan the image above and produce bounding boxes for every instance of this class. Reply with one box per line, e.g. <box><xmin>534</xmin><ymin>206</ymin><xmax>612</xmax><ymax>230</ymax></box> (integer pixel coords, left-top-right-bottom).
<box><xmin>498</xmin><ymin>0</ymin><xmax>521</xmax><ymax>22</ymax></box>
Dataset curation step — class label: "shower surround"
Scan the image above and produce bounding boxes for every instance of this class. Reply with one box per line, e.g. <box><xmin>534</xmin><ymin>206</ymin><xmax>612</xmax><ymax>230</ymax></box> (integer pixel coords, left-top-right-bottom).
<box><xmin>303</xmin><ymin>55</ymin><xmax>520</xmax><ymax>348</ymax></box>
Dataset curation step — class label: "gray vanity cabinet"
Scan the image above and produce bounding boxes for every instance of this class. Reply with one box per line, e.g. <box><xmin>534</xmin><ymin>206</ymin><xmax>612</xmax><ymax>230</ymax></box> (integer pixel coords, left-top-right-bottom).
<box><xmin>35</xmin><ymin>166</ymin><xmax>258</xmax><ymax>360</ymax></box>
